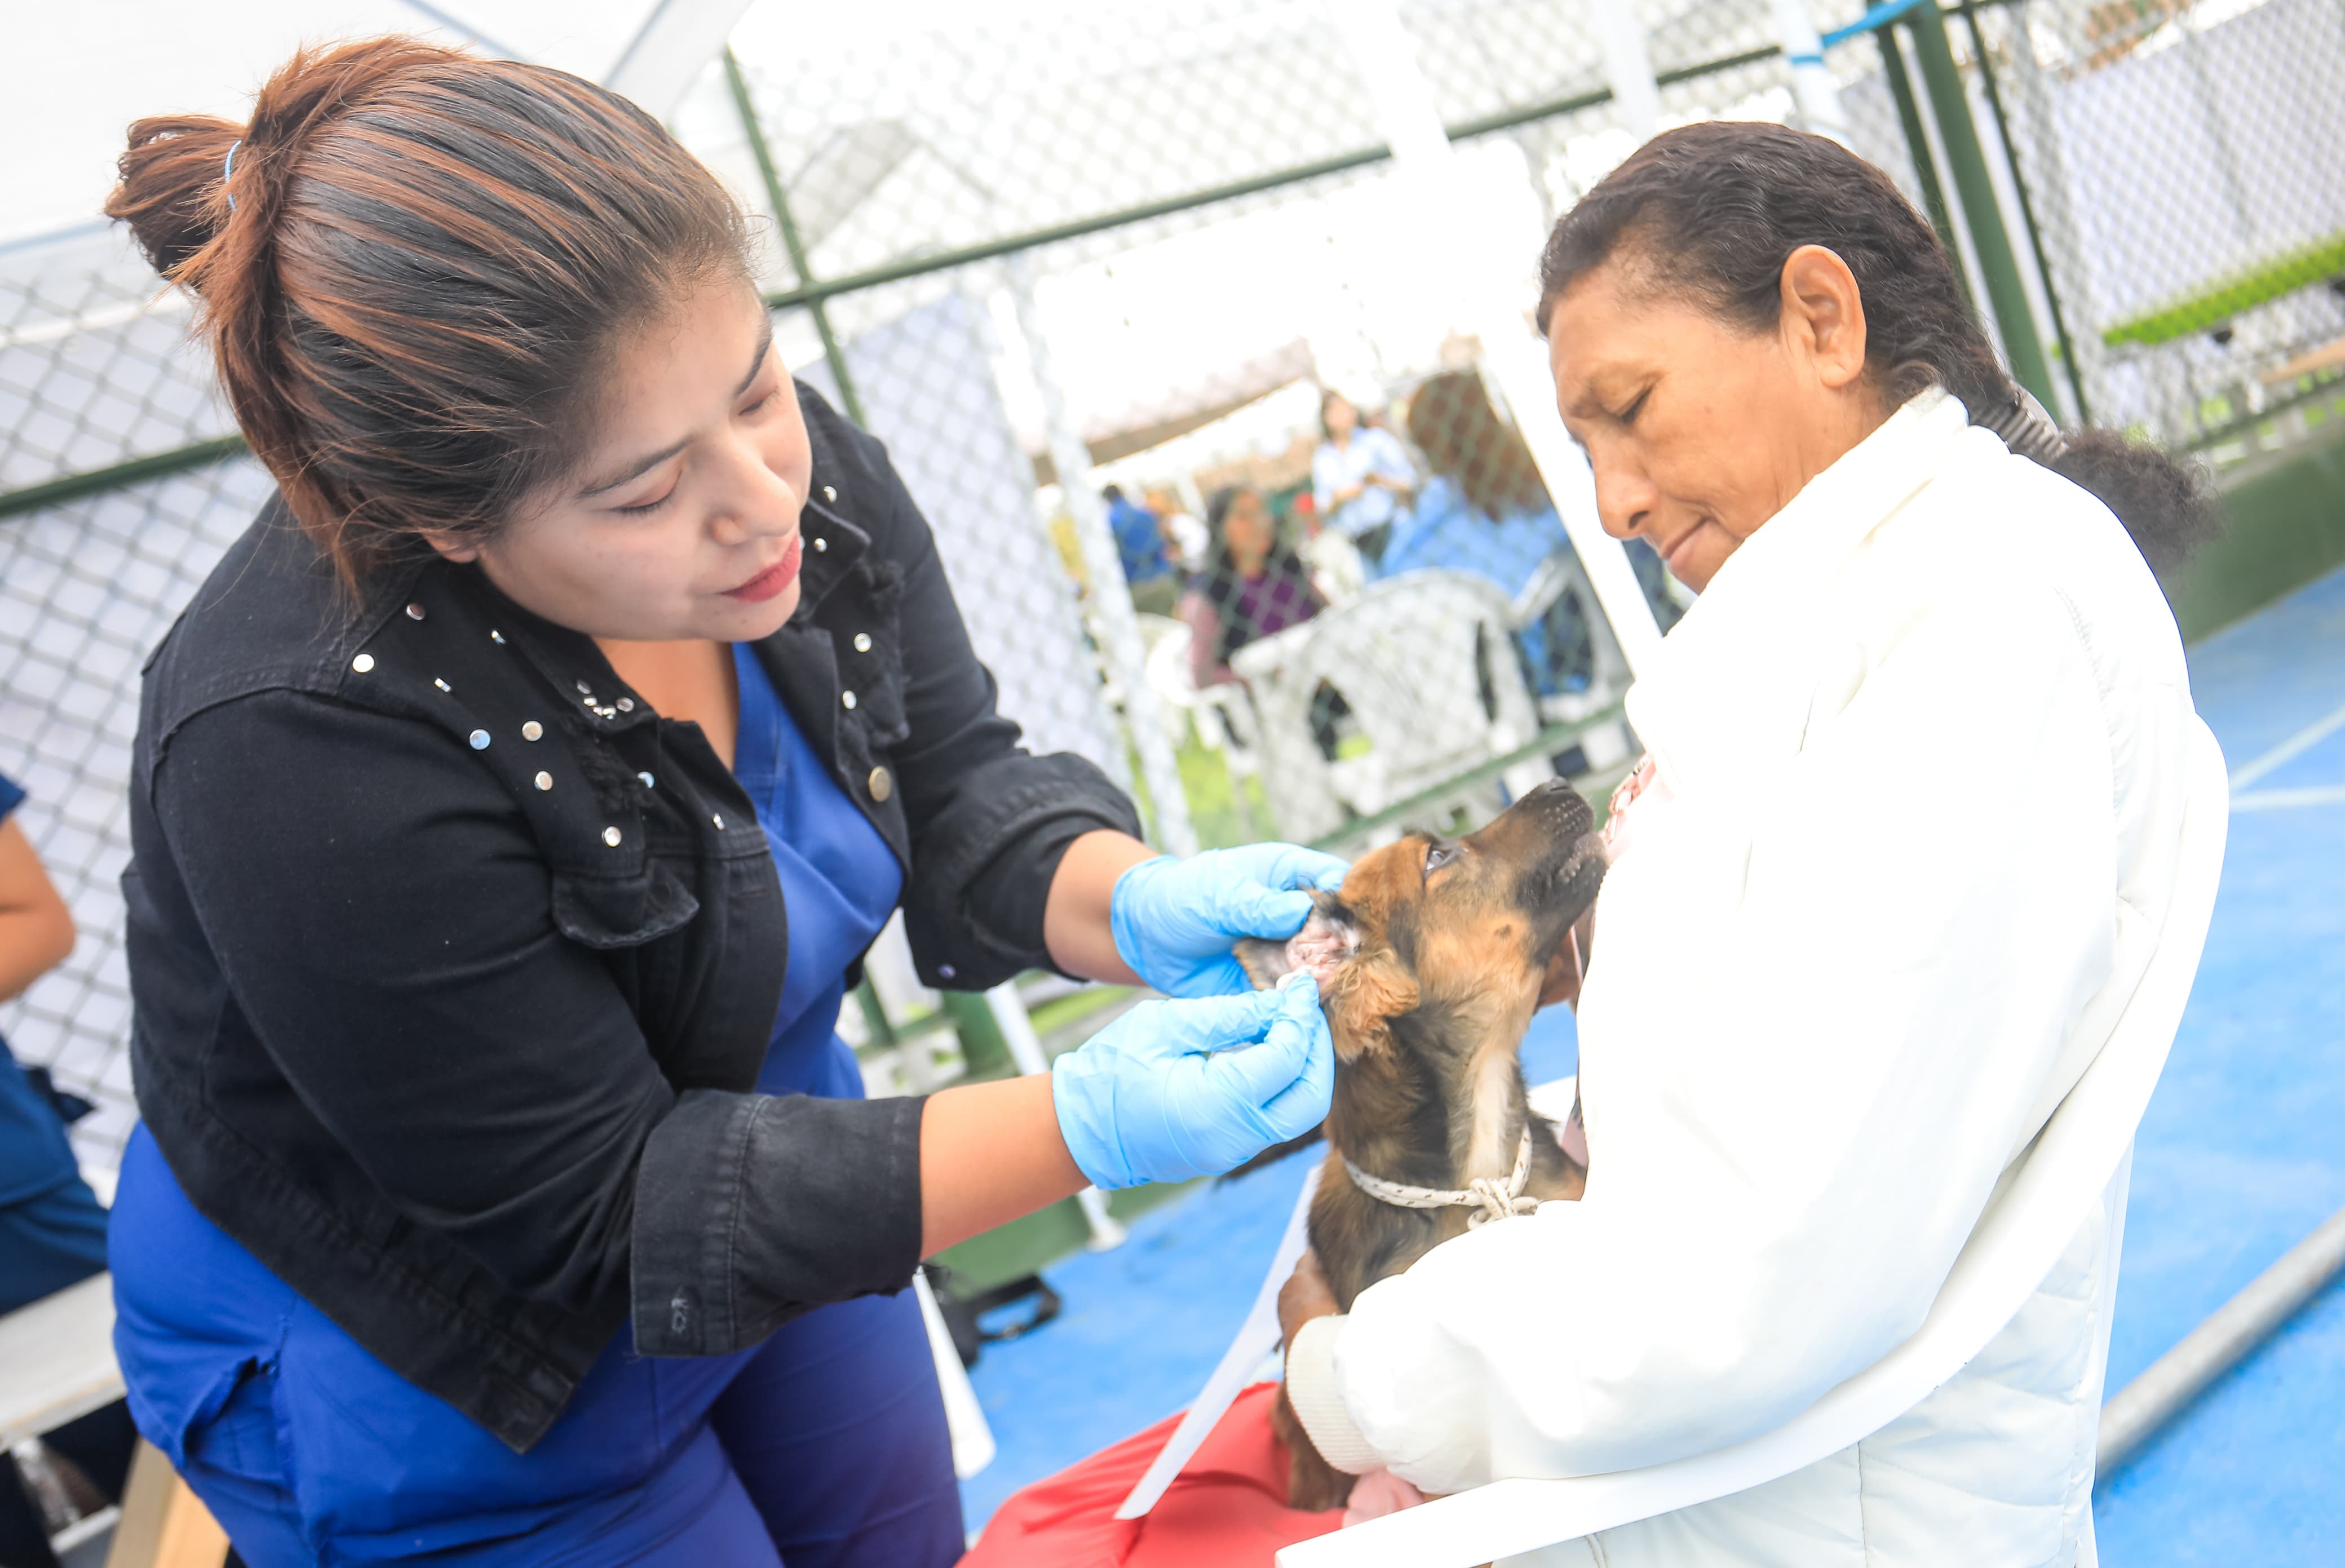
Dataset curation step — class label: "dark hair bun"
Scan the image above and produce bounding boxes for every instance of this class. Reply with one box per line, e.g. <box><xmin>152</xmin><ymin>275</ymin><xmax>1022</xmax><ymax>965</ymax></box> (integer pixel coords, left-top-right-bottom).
<box><xmin>2049</xmin><ymin>428</ymin><xmax>2217</xmax><ymax>580</ymax></box>
<box><xmin>108</xmin><ymin>113</ymin><xmax>243</xmax><ymax>278</ymax></box>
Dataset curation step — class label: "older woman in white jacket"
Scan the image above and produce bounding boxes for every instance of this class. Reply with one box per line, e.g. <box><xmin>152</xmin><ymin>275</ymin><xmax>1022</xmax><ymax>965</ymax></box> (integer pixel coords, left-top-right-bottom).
<box><xmin>1277</xmin><ymin>122</ymin><xmax>2219</xmax><ymax>1566</ymax></box>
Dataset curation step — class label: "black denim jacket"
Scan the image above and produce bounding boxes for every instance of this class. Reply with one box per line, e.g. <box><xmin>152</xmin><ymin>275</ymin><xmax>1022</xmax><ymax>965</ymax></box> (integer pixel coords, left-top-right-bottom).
<box><xmin>121</xmin><ymin>386</ymin><xmax>1139</xmax><ymax>1451</ymax></box>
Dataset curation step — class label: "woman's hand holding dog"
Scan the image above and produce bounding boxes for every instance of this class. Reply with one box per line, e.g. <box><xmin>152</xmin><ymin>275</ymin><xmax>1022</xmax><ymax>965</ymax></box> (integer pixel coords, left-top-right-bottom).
<box><xmin>1050</xmin><ymin>978</ymin><xmax>1335</xmax><ymax>1189</ymax></box>
<box><xmin>1110</xmin><ymin>845</ymin><xmax>1350</xmax><ymax>998</ymax></box>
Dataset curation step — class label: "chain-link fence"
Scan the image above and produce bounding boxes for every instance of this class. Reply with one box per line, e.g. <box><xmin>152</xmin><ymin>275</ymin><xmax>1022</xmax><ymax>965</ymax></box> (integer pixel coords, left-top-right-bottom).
<box><xmin>690</xmin><ymin>0</ymin><xmax>1888</xmax><ymax>861</ymax></box>
<box><xmin>2</xmin><ymin>219</ymin><xmax>265</xmax><ymax>1173</ymax></box>
<box><xmin>5</xmin><ymin>0</ymin><xmax>2337</xmax><ymax>1180</ymax></box>
<box><xmin>1904</xmin><ymin>0</ymin><xmax>2345</xmax><ymax>462</ymax></box>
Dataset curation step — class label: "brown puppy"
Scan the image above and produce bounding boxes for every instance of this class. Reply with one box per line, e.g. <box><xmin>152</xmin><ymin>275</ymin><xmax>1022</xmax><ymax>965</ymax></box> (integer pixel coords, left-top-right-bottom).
<box><xmin>1236</xmin><ymin>777</ymin><xmax>1608</xmax><ymax>1511</ymax></box>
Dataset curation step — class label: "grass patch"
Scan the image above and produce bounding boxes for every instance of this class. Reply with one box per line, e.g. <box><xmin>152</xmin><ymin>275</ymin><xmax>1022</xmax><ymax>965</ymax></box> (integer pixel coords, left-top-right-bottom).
<box><xmin>1025</xmin><ymin>985</ymin><xmax>1132</xmax><ymax>1043</ymax></box>
<box><xmin>2104</xmin><ymin>232</ymin><xmax>2345</xmax><ymax>349</ymax></box>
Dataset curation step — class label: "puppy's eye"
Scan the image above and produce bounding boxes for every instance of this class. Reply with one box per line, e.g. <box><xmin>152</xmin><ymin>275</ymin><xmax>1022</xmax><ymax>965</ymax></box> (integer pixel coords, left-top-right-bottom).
<box><xmin>1424</xmin><ymin>844</ymin><xmax>1459</xmax><ymax>873</ymax></box>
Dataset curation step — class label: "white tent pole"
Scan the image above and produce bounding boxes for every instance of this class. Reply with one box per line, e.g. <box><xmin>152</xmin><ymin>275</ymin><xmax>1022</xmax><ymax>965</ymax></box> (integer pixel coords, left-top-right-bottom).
<box><xmin>1772</xmin><ymin>0</ymin><xmax>1851</xmax><ymax>143</ymax></box>
<box><xmin>1586</xmin><ymin>1</ymin><xmax>1662</xmax><ymax>143</ymax></box>
<box><xmin>1334</xmin><ymin>0</ymin><xmax>1665</xmax><ymax>678</ymax></box>
<box><xmin>987</xmin><ymin>981</ymin><xmax>1129</xmax><ymax>1251</ymax></box>
<box><xmin>2099</xmin><ymin>1201</ymin><xmax>2345</xmax><ymax>1472</ymax></box>
<box><xmin>602</xmin><ymin>0</ymin><xmax>760</xmax><ymax>119</ymax></box>
<box><xmin>913</xmin><ymin>1270</ymin><xmax>999</xmax><ymax>1478</ymax></box>
<box><xmin>394</xmin><ymin>0</ymin><xmax>525</xmax><ymax>60</ymax></box>
<box><xmin>1003</xmin><ymin>254</ymin><xmax>1201</xmax><ymax>857</ymax></box>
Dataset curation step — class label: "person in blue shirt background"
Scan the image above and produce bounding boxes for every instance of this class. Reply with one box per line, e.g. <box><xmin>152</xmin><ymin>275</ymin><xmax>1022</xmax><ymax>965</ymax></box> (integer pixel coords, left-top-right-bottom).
<box><xmin>0</xmin><ymin>771</ymin><xmax>139</xmax><ymax>1568</ymax></box>
<box><xmin>1375</xmin><ymin>370</ymin><xmax>1591</xmax><ymax>694</ymax></box>
<box><xmin>1103</xmin><ymin>483</ymin><xmax>1178</xmax><ymax>615</ymax></box>
<box><xmin>1310</xmin><ymin>388</ymin><xmax>1416</xmax><ymax>568</ymax></box>
<box><xmin>1375</xmin><ymin>370</ymin><xmax>1682</xmax><ymax>694</ymax></box>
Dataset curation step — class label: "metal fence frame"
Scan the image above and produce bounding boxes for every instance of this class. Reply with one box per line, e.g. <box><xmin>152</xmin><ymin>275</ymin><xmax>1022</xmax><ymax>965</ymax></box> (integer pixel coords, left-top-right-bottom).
<box><xmin>13</xmin><ymin>0</ymin><xmax>2340</xmax><ymax>526</ymax></box>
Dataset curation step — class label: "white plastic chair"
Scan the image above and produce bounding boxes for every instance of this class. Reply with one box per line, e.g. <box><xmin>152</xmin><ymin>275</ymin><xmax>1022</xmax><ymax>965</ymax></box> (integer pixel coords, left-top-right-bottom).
<box><xmin>1193</xmin><ymin>677</ymin><xmax>1266</xmax><ymax>777</ymax></box>
<box><xmin>1133</xmin><ymin>613</ymin><xmax>1198</xmax><ymax>752</ymax></box>
<box><xmin>0</xmin><ymin>1273</ymin><xmax>231</xmax><ymax>1566</ymax></box>
<box><xmin>1232</xmin><ymin>571</ymin><xmax>1551</xmax><ymax>843</ymax></box>
<box><xmin>1142</xmin><ymin>617</ymin><xmax>1268</xmax><ymax>839</ymax></box>
<box><xmin>1219</xmin><ymin>618</ymin><xmax>1347</xmax><ymax>843</ymax></box>
<box><xmin>1299</xmin><ymin>529</ymin><xmax>1368</xmax><ymax>606</ymax></box>
<box><xmin>1511</xmin><ymin>552</ymin><xmax>1633</xmax><ymax>769</ymax></box>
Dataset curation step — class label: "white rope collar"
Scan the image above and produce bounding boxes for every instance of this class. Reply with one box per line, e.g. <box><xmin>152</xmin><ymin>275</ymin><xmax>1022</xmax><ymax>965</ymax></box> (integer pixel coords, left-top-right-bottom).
<box><xmin>1340</xmin><ymin>1128</ymin><xmax>1539</xmax><ymax>1229</ymax></box>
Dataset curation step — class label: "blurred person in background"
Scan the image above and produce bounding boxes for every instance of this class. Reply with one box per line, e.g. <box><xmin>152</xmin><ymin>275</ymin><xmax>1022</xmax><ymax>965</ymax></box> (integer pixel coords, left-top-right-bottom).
<box><xmin>1382</xmin><ymin>370</ymin><xmax>1682</xmax><ymax>694</ymax></box>
<box><xmin>1144</xmin><ymin>484</ymin><xmax>1208</xmax><ymax>575</ymax></box>
<box><xmin>1311</xmin><ymin>388</ymin><xmax>1415</xmax><ymax>568</ymax></box>
<box><xmin>1180</xmin><ymin>485</ymin><xmax>1325</xmax><ymax>689</ymax></box>
<box><xmin>1382</xmin><ymin>369</ymin><xmax>1586</xmax><ymax>693</ymax></box>
<box><xmin>0</xmin><ymin>773</ymin><xmax>139</xmax><ymax>1568</ymax></box>
<box><xmin>1103</xmin><ymin>482</ymin><xmax>1178</xmax><ymax>615</ymax></box>
<box><xmin>100</xmin><ymin>41</ymin><xmax>1343</xmax><ymax>1568</ymax></box>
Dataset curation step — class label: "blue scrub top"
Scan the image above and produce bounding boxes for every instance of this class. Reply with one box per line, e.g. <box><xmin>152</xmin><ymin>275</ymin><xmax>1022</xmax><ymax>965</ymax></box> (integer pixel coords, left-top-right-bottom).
<box><xmin>730</xmin><ymin>641</ymin><xmax>902</xmax><ymax>1099</ymax></box>
<box><xmin>111</xmin><ymin>649</ymin><xmax>909</xmax><ymax>1480</ymax></box>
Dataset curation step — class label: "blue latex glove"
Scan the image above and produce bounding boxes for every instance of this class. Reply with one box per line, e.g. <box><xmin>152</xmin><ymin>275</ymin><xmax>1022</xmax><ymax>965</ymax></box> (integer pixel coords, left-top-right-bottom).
<box><xmin>1111</xmin><ymin>844</ymin><xmax>1351</xmax><ymax>998</ymax></box>
<box><xmin>1051</xmin><ymin>977</ymin><xmax>1334</xmax><ymax>1190</ymax></box>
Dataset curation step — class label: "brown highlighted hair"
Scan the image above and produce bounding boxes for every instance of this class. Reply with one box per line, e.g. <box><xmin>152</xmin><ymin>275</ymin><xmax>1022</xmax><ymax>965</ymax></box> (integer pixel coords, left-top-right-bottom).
<box><xmin>1406</xmin><ymin>371</ymin><xmax>1550</xmax><ymax>521</ymax></box>
<box><xmin>1536</xmin><ymin>121</ymin><xmax>2214</xmax><ymax>578</ymax></box>
<box><xmin>107</xmin><ymin>39</ymin><xmax>749</xmax><ymax>588</ymax></box>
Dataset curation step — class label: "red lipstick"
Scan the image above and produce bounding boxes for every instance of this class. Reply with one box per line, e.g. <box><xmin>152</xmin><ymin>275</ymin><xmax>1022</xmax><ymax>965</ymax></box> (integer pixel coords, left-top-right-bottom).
<box><xmin>723</xmin><ymin>535</ymin><xmax>802</xmax><ymax>603</ymax></box>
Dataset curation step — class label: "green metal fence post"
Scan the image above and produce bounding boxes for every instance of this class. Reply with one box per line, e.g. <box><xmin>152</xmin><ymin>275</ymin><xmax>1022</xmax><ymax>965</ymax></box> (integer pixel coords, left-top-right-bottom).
<box><xmin>1957</xmin><ymin>0</ymin><xmax>2091</xmax><ymax>423</ymax></box>
<box><xmin>1875</xmin><ymin>23</ymin><xmax>1966</xmax><ymax>299</ymax></box>
<box><xmin>1903</xmin><ymin>3</ymin><xmax>2059</xmax><ymax>413</ymax></box>
<box><xmin>853</xmin><ymin>976</ymin><xmax>900</xmax><ymax>1053</ymax></box>
<box><xmin>721</xmin><ymin>48</ymin><xmax>868</xmax><ymax>426</ymax></box>
<box><xmin>0</xmin><ymin>435</ymin><xmax>249</xmax><ymax>522</ymax></box>
<box><xmin>938</xmin><ymin>990</ymin><xmax>1015</xmax><ymax>1079</ymax></box>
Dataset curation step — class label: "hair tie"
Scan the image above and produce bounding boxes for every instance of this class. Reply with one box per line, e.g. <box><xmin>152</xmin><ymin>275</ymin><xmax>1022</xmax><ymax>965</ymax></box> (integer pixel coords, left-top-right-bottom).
<box><xmin>223</xmin><ymin>139</ymin><xmax>241</xmax><ymax>213</ymax></box>
<box><xmin>1978</xmin><ymin>383</ymin><xmax>2068</xmax><ymax>463</ymax></box>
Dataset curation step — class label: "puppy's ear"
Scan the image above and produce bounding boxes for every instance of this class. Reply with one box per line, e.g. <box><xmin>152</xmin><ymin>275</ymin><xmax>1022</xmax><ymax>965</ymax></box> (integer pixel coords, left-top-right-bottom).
<box><xmin>1232</xmin><ymin>891</ymin><xmax>1352</xmax><ymax>991</ymax></box>
<box><xmin>1234</xmin><ymin>937</ymin><xmax>1289</xmax><ymax>990</ymax></box>
<box><xmin>1322</xmin><ymin>948</ymin><xmax>1419</xmax><ymax>1059</ymax></box>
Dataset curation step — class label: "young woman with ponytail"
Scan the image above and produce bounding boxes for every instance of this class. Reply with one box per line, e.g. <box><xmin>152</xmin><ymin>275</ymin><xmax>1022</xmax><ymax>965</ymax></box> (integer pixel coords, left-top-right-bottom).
<box><xmin>1273</xmin><ymin>123</ymin><xmax>2222</xmax><ymax>1563</ymax></box>
<box><xmin>103</xmin><ymin>40</ymin><xmax>1346</xmax><ymax>1566</ymax></box>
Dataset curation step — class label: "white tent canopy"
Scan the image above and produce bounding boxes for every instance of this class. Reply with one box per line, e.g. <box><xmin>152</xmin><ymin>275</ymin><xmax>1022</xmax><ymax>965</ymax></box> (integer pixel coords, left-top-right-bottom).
<box><xmin>5</xmin><ymin>0</ymin><xmax>754</xmax><ymax>250</ymax></box>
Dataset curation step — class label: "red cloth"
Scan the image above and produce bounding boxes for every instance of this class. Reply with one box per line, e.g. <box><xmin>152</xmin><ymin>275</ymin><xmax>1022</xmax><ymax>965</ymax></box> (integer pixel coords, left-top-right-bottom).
<box><xmin>962</xmin><ymin>1383</ymin><xmax>1345</xmax><ymax>1567</ymax></box>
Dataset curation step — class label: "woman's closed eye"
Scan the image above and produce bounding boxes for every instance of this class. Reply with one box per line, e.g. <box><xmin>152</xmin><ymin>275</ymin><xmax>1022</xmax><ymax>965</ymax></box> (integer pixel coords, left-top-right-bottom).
<box><xmin>614</xmin><ymin>485</ymin><xmax>679</xmax><ymax>517</ymax></box>
<box><xmin>1616</xmin><ymin>388</ymin><xmax>1651</xmax><ymax>427</ymax></box>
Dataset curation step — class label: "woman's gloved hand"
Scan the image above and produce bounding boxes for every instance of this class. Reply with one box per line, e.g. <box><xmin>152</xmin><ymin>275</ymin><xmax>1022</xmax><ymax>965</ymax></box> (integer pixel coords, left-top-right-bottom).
<box><xmin>1052</xmin><ymin>976</ymin><xmax>1333</xmax><ymax>1190</ymax></box>
<box><xmin>1112</xmin><ymin>845</ymin><xmax>1350</xmax><ymax>998</ymax></box>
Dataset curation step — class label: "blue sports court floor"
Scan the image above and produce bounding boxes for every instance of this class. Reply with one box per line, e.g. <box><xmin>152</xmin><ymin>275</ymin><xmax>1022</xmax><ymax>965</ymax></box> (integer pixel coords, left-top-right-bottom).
<box><xmin>959</xmin><ymin>564</ymin><xmax>2345</xmax><ymax>1559</ymax></box>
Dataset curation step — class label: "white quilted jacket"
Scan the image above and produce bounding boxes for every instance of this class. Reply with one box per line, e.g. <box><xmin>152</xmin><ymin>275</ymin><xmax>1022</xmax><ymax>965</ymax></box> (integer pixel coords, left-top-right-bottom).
<box><xmin>1286</xmin><ymin>390</ymin><xmax>2207</xmax><ymax>1566</ymax></box>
